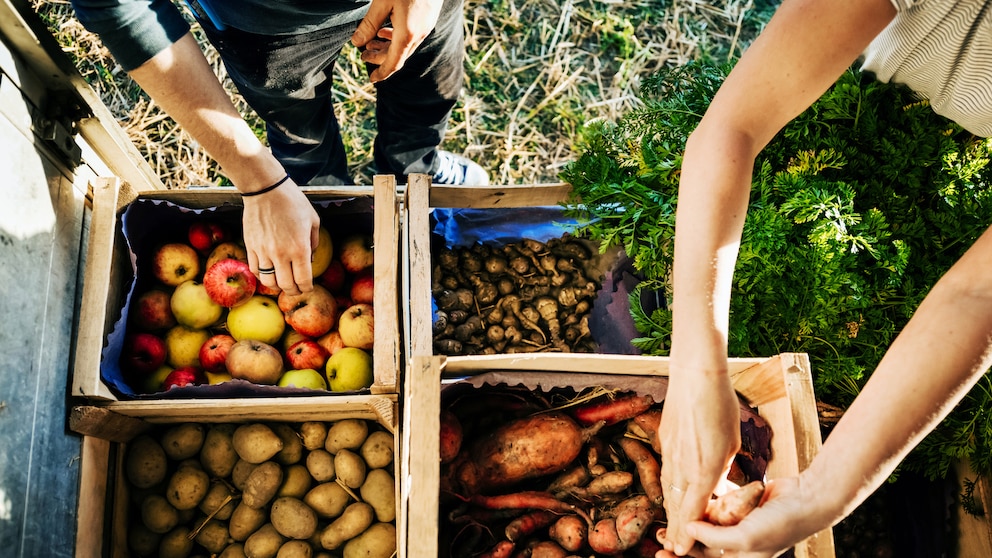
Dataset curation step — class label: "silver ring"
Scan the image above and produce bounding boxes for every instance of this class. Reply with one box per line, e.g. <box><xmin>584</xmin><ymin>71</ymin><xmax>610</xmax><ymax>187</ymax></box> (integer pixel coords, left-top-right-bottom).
<box><xmin>720</xmin><ymin>550</ymin><xmax>726</xmax><ymax>557</ymax></box>
<box><xmin>668</xmin><ymin>483</ymin><xmax>685</xmax><ymax>494</ymax></box>
<box><xmin>258</xmin><ymin>267</ymin><xmax>275</xmax><ymax>274</ymax></box>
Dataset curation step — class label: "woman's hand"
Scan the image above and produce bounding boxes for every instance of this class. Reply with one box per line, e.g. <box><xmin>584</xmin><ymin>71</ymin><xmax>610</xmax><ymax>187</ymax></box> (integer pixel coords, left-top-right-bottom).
<box><xmin>241</xmin><ymin>178</ymin><xmax>320</xmax><ymax>295</ymax></box>
<box><xmin>658</xmin><ymin>369</ymin><xmax>741</xmax><ymax>556</ymax></box>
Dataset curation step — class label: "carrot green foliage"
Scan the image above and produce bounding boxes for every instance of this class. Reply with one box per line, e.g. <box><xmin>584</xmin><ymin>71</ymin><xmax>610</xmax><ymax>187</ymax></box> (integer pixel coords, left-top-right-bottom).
<box><xmin>561</xmin><ymin>61</ymin><xmax>992</xmax><ymax>481</ymax></box>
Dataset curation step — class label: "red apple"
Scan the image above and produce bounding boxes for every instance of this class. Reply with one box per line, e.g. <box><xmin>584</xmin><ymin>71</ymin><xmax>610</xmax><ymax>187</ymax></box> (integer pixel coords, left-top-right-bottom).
<box><xmin>349</xmin><ymin>268</ymin><xmax>374</xmax><ymax>305</ymax></box>
<box><xmin>121</xmin><ymin>332</ymin><xmax>168</xmax><ymax>375</ymax></box>
<box><xmin>257</xmin><ymin>282</ymin><xmax>282</xmax><ymax>297</ymax></box>
<box><xmin>131</xmin><ymin>288</ymin><xmax>176</xmax><ymax>330</ymax></box>
<box><xmin>337</xmin><ymin>303</ymin><xmax>374</xmax><ymax>350</ymax></box>
<box><xmin>152</xmin><ymin>242</ymin><xmax>201</xmax><ymax>287</ymax></box>
<box><xmin>204</xmin><ymin>258</ymin><xmax>257</xmax><ymax>307</ymax></box>
<box><xmin>318</xmin><ymin>259</ymin><xmax>347</xmax><ymax>292</ymax></box>
<box><xmin>334</xmin><ymin>295</ymin><xmax>352</xmax><ymax>311</ymax></box>
<box><xmin>199</xmin><ymin>333</ymin><xmax>236</xmax><ymax>374</ymax></box>
<box><xmin>188</xmin><ymin>222</ymin><xmax>227</xmax><ymax>254</ymax></box>
<box><xmin>162</xmin><ymin>366</ymin><xmax>205</xmax><ymax>390</ymax></box>
<box><xmin>226</xmin><ymin>339</ymin><xmax>284</xmax><ymax>384</ymax></box>
<box><xmin>278</xmin><ymin>284</ymin><xmax>339</xmax><ymax>338</ymax></box>
<box><xmin>286</xmin><ymin>339</ymin><xmax>330</xmax><ymax>371</ymax></box>
<box><xmin>316</xmin><ymin>330</ymin><xmax>346</xmax><ymax>356</ymax></box>
<box><xmin>338</xmin><ymin>233</ymin><xmax>374</xmax><ymax>274</ymax></box>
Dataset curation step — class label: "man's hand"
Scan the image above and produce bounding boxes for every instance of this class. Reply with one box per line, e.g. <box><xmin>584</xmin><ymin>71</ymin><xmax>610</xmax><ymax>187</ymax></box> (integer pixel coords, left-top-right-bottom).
<box><xmin>351</xmin><ymin>0</ymin><xmax>443</xmax><ymax>82</ymax></box>
<box><xmin>241</xmin><ymin>178</ymin><xmax>320</xmax><ymax>296</ymax></box>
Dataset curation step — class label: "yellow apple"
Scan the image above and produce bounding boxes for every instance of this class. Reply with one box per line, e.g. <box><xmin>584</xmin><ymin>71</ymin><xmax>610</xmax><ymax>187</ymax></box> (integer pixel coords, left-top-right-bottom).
<box><xmin>206</xmin><ymin>241</ymin><xmax>249</xmax><ymax>271</ymax></box>
<box><xmin>337</xmin><ymin>303</ymin><xmax>374</xmax><ymax>350</ymax></box>
<box><xmin>152</xmin><ymin>242</ymin><xmax>201</xmax><ymax>287</ymax></box>
<box><xmin>278</xmin><ymin>368</ymin><xmax>328</xmax><ymax>390</ymax></box>
<box><xmin>164</xmin><ymin>325</ymin><xmax>211</xmax><ymax>368</ymax></box>
<box><xmin>280</xmin><ymin>329</ymin><xmax>310</xmax><ymax>353</ymax></box>
<box><xmin>141</xmin><ymin>365</ymin><xmax>174</xmax><ymax>393</ymax></box>
<box><xmin>204</xmin><ymin>371</ymin><xmax>233</xmax><ymax>385</ymax></box>
<box><xmin>311</xmin><ymin>226</ymin><xmax>333</xmax><ymax>278</ymax></box>
<box><xmin>325</xmin><ymin>347</ymin><xmax>374</xmax><ymax>392</ymax></box>
<box><xmin>226</xmin><ymin>295</ymin><xmax>285</xmax><ymax>344</ymax></box>
<box><xmin>171</xmin><ymin>280</ymin><xmax>224</xmax><ymax>329</ymax></box>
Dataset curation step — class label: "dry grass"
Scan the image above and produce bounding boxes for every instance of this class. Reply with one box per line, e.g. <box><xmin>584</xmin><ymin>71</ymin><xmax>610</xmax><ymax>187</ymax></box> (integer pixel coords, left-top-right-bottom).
<box><xmin>32</xmin><ymin>0</ymin><xmax>769</xmax><ymax>188</ymax></box>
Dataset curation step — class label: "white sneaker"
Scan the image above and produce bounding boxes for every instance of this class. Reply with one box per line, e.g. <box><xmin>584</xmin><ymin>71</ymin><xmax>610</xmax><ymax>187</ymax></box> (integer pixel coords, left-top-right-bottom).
<box><xmin>433</xmin><ymin>150</ymin><xmax>490</xmax><ymax>186</ymax></box>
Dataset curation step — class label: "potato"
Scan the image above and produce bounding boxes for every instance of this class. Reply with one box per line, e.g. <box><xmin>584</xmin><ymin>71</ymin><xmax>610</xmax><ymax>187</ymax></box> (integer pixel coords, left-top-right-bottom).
<box><xmin>229</xmin><ymin>502</ymin><xmax>269</xmax><ymax>542</ymax></box>
<box><xmin>271</xmin><ymin>423</ymin><xmax>304</xmax><ymax>465</ymax></box>
<box><xmin>219</xmin><ymin>543</ymin><xmax>248</xmax><ymax>558</ymax></box>
<box><xmin>324</xmin><ymin>419</ymin><xmax>369</xmax><ymax>454</ymax></box>
<box><xmin>195</xmin><ymin>519</ymin><xmax>233</xmax><ymax>554</ymax></box>
<box><xmin>244</xmin><ymin>523</ymin><xmax>285</xmax><ymax>558</ymax></box>
<box><xmin>359</xmin><ymin>469</ymin><xmax>395</xmax><ymax>522</ymax></box>
<box><xmin>166</xmin><ymin>466</ymin><xmax>210</xmax><ymax>510</ymax></box>
<box><xmin>333</xmin><ymin>449</ymin><xmax>366</xmax><ymax>489</ymax></box>
<box><xmin>277</xmin><ymin>463</ymin><xmax>313</xmax><ymax>499</ymax></box>
<box><xmin>299</xmin><ymin>421</ymin><xmax>327</xmax><ymax>451</ymax></box>
<box><xmin>233</xmin><ymin>423</ymin><xmax>284</xmax><ymax>464</ymax></box>
<box><xmin>304</xmin><ymin>482</ymin><xmax>351</xmax><ymax>519</ymax></box>
<box><xmin>305</xmin><ymin>449</ymin><xmax>335</xmax><ymax>482</ymax></box>
<box><xmin>158</xmin><ymin>525</ymin><xmax>195</xmax><ymax>558</ymax></box>
<box><xmin>200</xmin><ymin>481</ymin><xmax>237</xmax><ymax>520</ymax></box>
<box><xmin>359</xmin><ymin>430</ymin><xmax>394</xmax><ymax>469</ymax></box>
<box><xmin>270</xmin><ymin>497</ymin><xmax>318</xmax><ymax>540</ymax></box>
<box><xmin>140</xmin><ymin>494</ymin><xmax>179</xmax><ymax>534</ymax></box>
<box><xmin>128</xmin><ymin>522</ymin><xmax>162</xmax><ymax>555</ymax></box>
<box><xmin>276</xmin><ymin>540</ymin><xmax>313</xmax><ymax>558</ymax></box>
<box><xmin>232</xmin><ymin>459</ymin><xmax>259</xmax><ymax>491</ymax></box>
<box><xmin>126</xmin><ymin>434</ymin><xmax>168</xmax><ymax>489</ymax></box>
<box><xmin>243</xmin><ymin>461</ymin><xmax>284</xmax><ymax>509</ymax></box>
<box><xmin>342</xmin><ymin>522</ymin><xmax>396</xmax><ymax>558</ymax></box>
<box><xmin>161</xmin><ymin>423</ymin><xmax>206</xmax><ymax>460</ymax></box>
<box><xmin>319</xmin><ymin>502</ymin><xmax>374</xmax><ymax>550</ymax></box>
<box><xmin>201</xmin><ymin>424</ymin><xmax>239</xmax><ymax>478</ymax></box>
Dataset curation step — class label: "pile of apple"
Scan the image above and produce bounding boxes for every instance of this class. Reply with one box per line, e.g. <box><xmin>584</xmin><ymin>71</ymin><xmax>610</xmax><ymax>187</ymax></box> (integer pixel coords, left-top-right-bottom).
<box><xmin>120</xmin><ymin>219</ymin><xmax>377</xmax><ymax>394</ymax></box>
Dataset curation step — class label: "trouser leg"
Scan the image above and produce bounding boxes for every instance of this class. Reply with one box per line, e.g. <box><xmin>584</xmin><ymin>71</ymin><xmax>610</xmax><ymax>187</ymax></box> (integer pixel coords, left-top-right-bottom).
<box><xmin>199</xmin><ymin>22</ymin><xmax>355</xmax><ymax>185</ymax></box>
<box><xmin>372</xmin><ymin>0</ymin><xmax>465</xmax><ymax>180</ymax></box>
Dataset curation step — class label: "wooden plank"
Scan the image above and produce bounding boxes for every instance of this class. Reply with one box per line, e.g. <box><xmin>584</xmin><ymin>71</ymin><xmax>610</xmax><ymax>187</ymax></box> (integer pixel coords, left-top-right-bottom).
<box><xmin>402</xmin><ymin>356</ymin><xmax>442</xmax><ymax>558</ymax></box>
<box><xmin>371</xmin><ymin>174</ymin><xmax>400</xmax><ymax>394</ymax></box>
<box><xmin>441</xmin><ymin>352</ymin><xmax>768</xmax><ymax>377</ymax></box>
<box><xmin>406</xmin><ymin>173</ymin><xmax>434</xmax><ymax>357</ymax></box>
<box><xmin>75</xmin><ymin>436</ymin><xmax>111</xmax><ymax>558</ymax></box>
<box><xmin>68</xmin><ymin>406</ymin><xmax>152</xmax><ymax>443</ymax></box>
<box><xmin>428</xmin><ymin>182</ymin><xmax>573</xmax><ymax>208</ymax></box>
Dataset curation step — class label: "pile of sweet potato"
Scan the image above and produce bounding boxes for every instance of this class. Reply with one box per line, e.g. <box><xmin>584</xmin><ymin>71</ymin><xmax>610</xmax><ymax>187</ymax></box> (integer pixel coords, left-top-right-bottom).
<box><xmin>438</xmin><ymin>385</ymin><xmax>769</xmax><ymax>558</ymax></box>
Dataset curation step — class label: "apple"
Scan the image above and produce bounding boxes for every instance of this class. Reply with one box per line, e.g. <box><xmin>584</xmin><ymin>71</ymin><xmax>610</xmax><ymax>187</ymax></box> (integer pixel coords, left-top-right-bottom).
<box><xmin>152</xmin><ymin>242</ymin><xmax>201</xmax><ymax>287</ymax></box>
<box><xmin>204</xmin><ymin>258</ymin><xmax>257</xmax><ymax>307</ymax></box>
<box><xmin>257</xmin><ymin>282</ymin><xmax>282</xmax><ymax>297</ymax></box>
<box><xmin>318</xmin><ymin>259</ymin><xmax>347</xmax><ymax>292</ymax></box>
<box><xmin>204</xmin><ymin>371</ymin><xmax>233</xmax><ymax>385</ymax></box>
<box><xmin>171</xmin><ymin>280</ymin><xmax>224</xmax><ymax>329</ymax></box>
<box><xmin>280</xmin><ymin>330</ymin><xmax>310</xmax><ymax>353</ymax></box>
<box><xmin>206</xmin><ymin>241</ymin><xmax>249</xmax><ymax>271</ymax></box>
<box><xmin>199</xmin><ymin>333</ymin><xmax>236</xmax><ymax>373</ymax></box>
<box><xmin>163</xmin><ymin>366</ymin><xmax>205</xmax><ymax>390</ymax></box>
<box><xmin>324</xmin><ymin>347</ymin><xmax>374</xmax><ymax>392</ymax></box>
<box><xmin>349</xmin><ymin>268</ymin><xmax>374</xmax><ymax>305</ymax></box>
<box><xmin>165</xmin><ymin>324</ymin><xmax>211</xmax><ymax>368</ymax></box>
<box><xmin>131</xmin><ymin>288</ymin><xmax>176</xmax><ymax>331</ymax></box>
<box><xmin>188</xmin><ymin>222</ymin><xmax>227</xmax><ymax>254</ymax></box>
<box><xmin>286</xmin><ymin>339</ymin><xmax>330</xmax><ymax>371</ymax></box>
<box><xmin>142</xmin><ymin>364</ymin><xmax>173</xmax><ymax>393</ymax></box>
<box><xmin>226</xmin><ymin>295</ymin><xmax>286</xmax><ymax>344</ymax></box>
<box><xmin>317</xmin><ymin>330</ymin><xmax>346</xmax><ymax>356</ymax></box>
<box><xmin>334</xmin><ymin>295</ymin><xmax>352</xmax><ymax>311</ymax></box>
<box><xmin>338</xmin><ymin>233</ymin><xmax>374</xmax><ymax>273</ymax></box>
<box><xmin>278</xmin><ymin>284</ymin><xmax>338</xmax><ymax>338</ymax></box>
<box><xmin>120</xmin><ymin>332</ymin><xmax>167</xmax><ymax>375</ymax></box>
<box><xmin>337</xmin><ymin>303</ymin><xmax>374</xmax><ymax>350</ymax></box>
<box><xmin>226</xmin><ymin>339</ymin><xmax>284</xmax><ymax>384</ymax></box>
<box><xmin>311</xmin><ymin>226</ymin><xmax>333</xmax><ymax>278</ymax></box>
<box><xmin>278</xmin><ymin>368</ymin><xmax>328</xmax><ymax>390</ymax></box>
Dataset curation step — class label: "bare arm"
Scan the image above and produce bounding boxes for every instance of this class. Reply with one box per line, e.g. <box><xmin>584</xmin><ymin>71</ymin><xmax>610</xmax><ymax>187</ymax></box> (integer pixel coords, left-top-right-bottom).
<box><xmin>128</xmin><ymin>33</ymin><xmax>319</xmax><ymax>294</ymax></box>
<box><xmin>658</xmin><ymin>0</ymin><xmax>897</xmax><ymax>554</ymax></box>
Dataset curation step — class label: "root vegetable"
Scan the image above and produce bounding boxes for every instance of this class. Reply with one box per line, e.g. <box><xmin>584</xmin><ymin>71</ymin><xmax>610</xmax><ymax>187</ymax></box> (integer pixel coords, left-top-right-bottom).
<box><xmin>469</xmin><ymin>491</ymin><xmax>579</xmax><ymax>515</ymax></box>
<box><xmin>548</xmin><ymin>514</ymin><xmax>588</xmax><ymax>552</ymax></box>
<box><xmin>529</xmin><ymin>541</ymin><xmax>568</xmax><ymax>558</ymax></box>
<box><xmin>505</xmin><ymin>509</ymin><xmax>558</xmax><ymax>542</ymax></box>
<box><xmin>440</xmin><ymin>409</ymin><xmax>463</xmax><ymax>464</ymax></box>
<box><xmin>705</xmin><ymin>480</ymin><xmax>765</xmax><ymax>526</ymax></box>
<box><xmin>618</xmin><ymin>437</ymin><xmax>663</xmax><ymax>506</ymax></box>
<box><xmin>587</xmin><ymin>518</ymin><xmax>622</xmax><ymax>555</ymax></box>
<box><xmin>614</xmin><ymin>495</ymin><xmax>653</xmax><ymax>548</ymax></box>
<box><xmin>629</xmin><ymin>409</ymin><xmax>663</xmax><ymax>454</ymax></box>
<box><xmin>547</xmin><ymin>464</ymin><xmax>591</xmax><ymax>494</ymax></box>
<box><xmin>479</xmin><ymin>540</ymin><xmax>515</xmax><ymax>558</ymax></box>
<box><xmin>535</xmin><ymin>296</ymin><xmax>567</xmax><ymax>352</ymax></box>
<box><xmin>570</xmin><ymin>470</ymin><xmax>634</xmax><ymax>498</ymax></box>
<box><xmin>573</xmin><ymin>394</ymin><xmax>655</xmax><ymax>427</ymax></box>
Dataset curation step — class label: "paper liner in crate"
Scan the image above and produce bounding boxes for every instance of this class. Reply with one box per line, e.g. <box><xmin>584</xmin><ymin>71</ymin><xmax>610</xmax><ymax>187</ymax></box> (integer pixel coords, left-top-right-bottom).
<box><xmin>100</xmin><ymin>196</ymin><xmax>374</xmax><ymax>399</ymax></box>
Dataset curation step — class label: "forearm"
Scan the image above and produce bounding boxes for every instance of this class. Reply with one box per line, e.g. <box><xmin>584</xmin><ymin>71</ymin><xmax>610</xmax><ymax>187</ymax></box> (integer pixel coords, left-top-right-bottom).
<box><xmin>804</xmin><ymin>227</ymin><xmax>992</xmax><ymax>524</ymax></box>
<box><xmin>127</xmin><ymin>33</ymin><xmax>285</xmax><ymax>192</ymax></box>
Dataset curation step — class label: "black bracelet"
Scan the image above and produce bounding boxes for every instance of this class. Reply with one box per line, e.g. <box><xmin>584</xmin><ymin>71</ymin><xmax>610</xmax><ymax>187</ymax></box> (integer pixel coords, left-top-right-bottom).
<box><xmin>241</xmin><ymin>174</ymin><xmax>291</xmax><ymax>197</ymax></box>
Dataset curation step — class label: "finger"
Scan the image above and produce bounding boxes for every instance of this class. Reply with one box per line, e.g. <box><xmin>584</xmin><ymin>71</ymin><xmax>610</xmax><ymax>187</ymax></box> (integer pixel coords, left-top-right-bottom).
<box><xmin>360</xmin><ymin>39</ymin><xmax>392</xmax><ymax>66</ymax></box>
<box><xmin>351</xmin><ymin>3</ymin><xmax>390</xmax><ymax>47</ymax></box>
<box><xmin>685</xmin><ymin>521</ymin><xmax>736</xmax><ymax>556</ymax></box>
<box><xmin>672</xmin><ymin>485</ymin><xmax>711</xmax><ymax>556</ymax></box>
<box><xmin>369</xmin><ymin>31</ymin><xmax>421</xmax><ymax>83</ymax></box>
<box><xmin>274</xmin><ymin>260</ymin><xmax>301</xmax><ymax>296</ymax></box>
<box><xmin>294</xmin><ymin>253</ymin><xmax>315</xmax><ymax>294</ymax></box>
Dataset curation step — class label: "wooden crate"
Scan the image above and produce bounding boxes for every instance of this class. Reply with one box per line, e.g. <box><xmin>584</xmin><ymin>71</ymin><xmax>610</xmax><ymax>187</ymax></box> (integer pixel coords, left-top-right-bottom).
<box><xmin>72</xmin><ymin>175</ymin><xmax>402</xmax><ymax>400</ymax></box>
<box><xmin>72</xmin><ymin>394</ymin><xmax>401</xmax><ymax>558</ymax></box>
<box><xmin>401</xmin><ymin>353</ymin><xmax>836</xmax><ymax>558</ymax></box>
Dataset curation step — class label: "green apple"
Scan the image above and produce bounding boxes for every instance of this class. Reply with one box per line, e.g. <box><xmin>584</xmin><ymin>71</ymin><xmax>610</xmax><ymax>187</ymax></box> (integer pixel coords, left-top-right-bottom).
<box><xmin>278</xmin><ymin>368</ymin><xmax>328</xmax><ymax>390</ymax></box>
<box><xmin>324</xmin><ymin>347</ymin><xmax>374</xmax><ymax>392</ymax></box>
<box><xmin>226</xmin><ymin>295</ymin><xmax>285</xmax><ymax>344</ymax></box>
<box><xmin>164</xmin><ymin>324</ymin><xmax>211</xmax><ymax>368</ymax></box>
<box><xmin>141</xmin><ymin>365</ymin><xmax>174</xmax><ymax>393</ymax></box>
<box><xmin>171</xmin><ymin>280</ymin><xmax>224</xmax><ymax>329</ymax></box>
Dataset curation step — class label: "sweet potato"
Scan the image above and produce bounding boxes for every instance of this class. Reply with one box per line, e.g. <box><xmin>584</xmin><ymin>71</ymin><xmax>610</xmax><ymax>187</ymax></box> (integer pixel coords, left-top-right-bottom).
<box><xmin>573</xmin><ymin>394</ymin><xmax>654</xmax><ymax>426</ymax></box>
<box><xmin>470</xmin><ymin>491</ymin><xmax>579</xmax><ymax>515</ymax></box>
<box><xmin>587</xmin><ymin>518</ymin><xmax>622</xmax><ymax>555</ymax></box>
<box><xmin>548</xmin><ymin>514</ymin><xmax>587</xmax><ymax>553</ymax></box>
<box><xmin>547</xmin><ymin>463</ymin><xmax>591</xmax><ymax>495</ymax></box>
<box><xmin>614</xmin><ymin>495</ymin><xmax>653</xmax><ymax>549</ymax></box>
<box><xmin>505</xmin><ymin>509</ymin><xmax>558</xmax><ymax>542</ymax></box>
<box><xmin>569</xmin><ymin>470</ymin><xmax>633</xmax><ymax>499</ymax></box>
<box><xmin>479</xmin><ymin>540</ymin><xmax>515</xmax><ymax>558</ymax></box>
<box><xmin>529</xmin><ymin>541</ymin><xmax>568</xmax><ymax>558</ymax></box>
<box><xmin>705</xmin><ymin>480</ymin><xmax>765</xmax><ymax>526</ymax></box>
<box><xmin>439</xmin><ymin>409</ymin><xmax>463</xmax><ymax>465</ymax></box>
<box><xmin>618</xmin><ymin>437</ymin><xmax>663</xmax><ymax>506</ymax></box>
<box><xmin>454</xmin><ymin>412</ymin><xmax>589</xmax><ymax>495</ymax></box>
<box><xmin>629</xmin><ymin>409</ymin><xmax>663</xmax><ymax>454</ymax></box>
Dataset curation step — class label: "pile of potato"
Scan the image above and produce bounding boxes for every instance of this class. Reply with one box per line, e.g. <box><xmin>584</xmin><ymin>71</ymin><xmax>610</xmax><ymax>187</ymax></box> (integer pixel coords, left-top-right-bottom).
<box><xmin>123</xmin><ymin>418</ymin><xmax>396</xmax><ymax>558</ymax></box>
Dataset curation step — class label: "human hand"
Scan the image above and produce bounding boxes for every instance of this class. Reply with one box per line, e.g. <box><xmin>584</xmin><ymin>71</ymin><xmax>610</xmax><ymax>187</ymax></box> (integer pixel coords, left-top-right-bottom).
<box><xmin>351</xmin><ymin>0</ymin><xmax>443</xmax><ymax>82</ymax></box>
<box><xmin>241</xmin><ymin>178</ymin><xmax>320</xmax><ymax>296</ymax></box>
<box><xmin>658</xmin><ymin>369</ymin><xmax>741</xmax><ymax>556</ymax></box>
<box><xmin>655</xmin><ymin>477</ymin><xmax>817</xmax><ymax>557</ymax></box>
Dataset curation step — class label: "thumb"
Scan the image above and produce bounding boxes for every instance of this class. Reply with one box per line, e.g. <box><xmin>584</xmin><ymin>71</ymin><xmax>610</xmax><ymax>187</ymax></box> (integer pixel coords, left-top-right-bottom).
<box><xmin>685</xmin><ymin>521</ymin><xmax>733</xmax><ymax>551</ymax></box>
<box><xmin>352</xmin><ymin>3</ymin><xmax>389</xmax><ymax>47</ymax></box>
